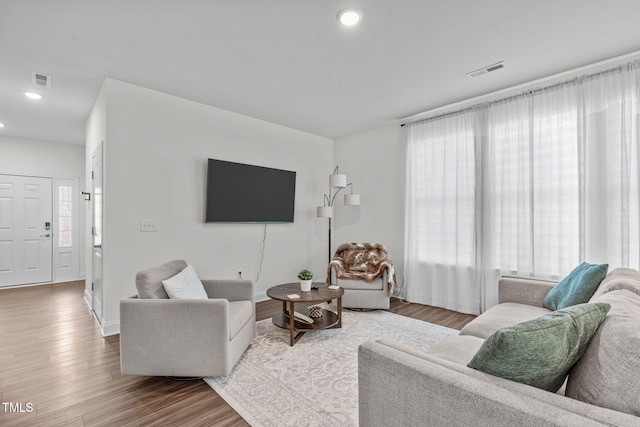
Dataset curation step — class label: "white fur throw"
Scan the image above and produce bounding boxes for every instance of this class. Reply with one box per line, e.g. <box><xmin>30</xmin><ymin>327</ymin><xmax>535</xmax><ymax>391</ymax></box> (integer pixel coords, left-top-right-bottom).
<box><xmin>327</xmin><ymin>243</ymin><xmax>395</xmax><ymax>295</ymax></box>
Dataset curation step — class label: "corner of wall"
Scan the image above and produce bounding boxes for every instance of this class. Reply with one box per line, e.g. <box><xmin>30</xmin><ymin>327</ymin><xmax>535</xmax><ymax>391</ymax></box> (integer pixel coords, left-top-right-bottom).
<box><xmin>101</xmin><ymin>320</ymin><xmax>120</xmax><ymax>337</ymax></box>
<box><xmin>333</xmin><ymin>122</ymin><xmax>407</xmax><ymax>285</ymax></box>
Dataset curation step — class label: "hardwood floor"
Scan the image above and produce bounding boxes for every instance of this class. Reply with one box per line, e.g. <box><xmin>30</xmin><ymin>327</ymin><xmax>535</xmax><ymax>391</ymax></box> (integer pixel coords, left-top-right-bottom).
<box><xmin>0</xmin><ymin>281</ymin><xmax>475</xmax><ymax>426</ymax></box>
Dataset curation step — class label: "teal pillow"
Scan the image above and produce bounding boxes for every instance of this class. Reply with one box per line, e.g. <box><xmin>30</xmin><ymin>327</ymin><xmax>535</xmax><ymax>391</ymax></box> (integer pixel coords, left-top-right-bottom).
<box><xmin>467</xmin><ymin>303</ymin><xmax>610</xmax><ymax>392</ymax></box>
<box><xmin>543</xmin><ymin>262</ymin><xmax>608</xmax><ymax>310</ymax></box>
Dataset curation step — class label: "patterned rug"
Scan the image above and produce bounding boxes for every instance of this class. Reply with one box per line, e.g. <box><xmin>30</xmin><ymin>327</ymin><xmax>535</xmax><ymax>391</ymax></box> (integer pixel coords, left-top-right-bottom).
<box><xmin>204</xmin><ymin>310</ymin><xmax>457</xmax><ymax>426</ymax></box>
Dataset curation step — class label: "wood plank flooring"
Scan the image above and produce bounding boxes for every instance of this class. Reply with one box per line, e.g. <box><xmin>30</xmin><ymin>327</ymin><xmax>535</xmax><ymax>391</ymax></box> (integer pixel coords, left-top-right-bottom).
<box><xmin>0</xmin><ymin>281</ymin><xmax>475</xmax><ymax>426</ymax></box>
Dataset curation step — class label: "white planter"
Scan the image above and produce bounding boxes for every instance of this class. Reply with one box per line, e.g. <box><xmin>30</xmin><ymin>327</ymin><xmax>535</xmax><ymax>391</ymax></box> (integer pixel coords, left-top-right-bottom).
<box><xmin>300</xmin><ymin>279</ymin><xmax>312</xmax><ymax>292</ymax></box>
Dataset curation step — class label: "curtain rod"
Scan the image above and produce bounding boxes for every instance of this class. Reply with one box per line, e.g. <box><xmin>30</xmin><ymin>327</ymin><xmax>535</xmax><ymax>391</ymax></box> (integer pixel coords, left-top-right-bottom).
<box><xmin>402</xmin><ymin>55</ymin><xmax>640</xmax><ymax>127</ymax></box>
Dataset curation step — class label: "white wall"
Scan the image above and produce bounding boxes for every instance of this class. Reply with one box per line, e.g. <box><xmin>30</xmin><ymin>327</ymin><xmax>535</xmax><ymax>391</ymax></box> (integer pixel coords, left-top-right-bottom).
<box><xmin>0</xmin><ymin>135</ymin><xmax>86</xmax><ymax>279</ymax></box>
<box><xmin>86</xmin><ymin>78</ymin><xmax>333</xmax><ymax>334</ymax></box>
<box><xmin>333</xmin><ymin>123</ymin><xmax>407</xmax><ymax>291</ymax></box>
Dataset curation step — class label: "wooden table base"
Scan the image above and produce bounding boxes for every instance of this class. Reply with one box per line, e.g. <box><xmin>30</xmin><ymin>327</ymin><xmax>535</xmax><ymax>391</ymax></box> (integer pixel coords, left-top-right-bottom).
<box><xmin>266</xmin><ymin>283</ymin><xmax>343</xmax><ymax>346</ymax></box>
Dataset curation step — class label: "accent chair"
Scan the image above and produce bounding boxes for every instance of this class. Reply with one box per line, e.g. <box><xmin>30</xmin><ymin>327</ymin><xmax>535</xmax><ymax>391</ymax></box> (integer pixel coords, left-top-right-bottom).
<box><xmin>328</xmin><ymin>243</ymin><xmax>395</xmax><ymax>309</ymax></box>
<box><xmin>120</xmin><ymin>259</ymin><xmax>255</xmax><ymax>377</ymax></box>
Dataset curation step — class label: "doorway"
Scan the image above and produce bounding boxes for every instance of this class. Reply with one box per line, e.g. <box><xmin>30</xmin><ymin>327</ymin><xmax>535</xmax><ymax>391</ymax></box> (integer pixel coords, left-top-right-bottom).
<box><xmin>0</xmin><ymin>174</ymin><xmax>53</xmax><ymax>287</ymax></box>
<box><xmin>91</xmin><ymin>143</ymin><xmax>103</xmax><ymax>324</ymax></box>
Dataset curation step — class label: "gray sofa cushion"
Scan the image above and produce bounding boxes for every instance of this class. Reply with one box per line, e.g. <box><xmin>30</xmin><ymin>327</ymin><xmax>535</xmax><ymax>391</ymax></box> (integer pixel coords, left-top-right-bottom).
<box><xmin>498</xmin><ymin>276</ymin><xmax>557</xmax><ymax>306</ymax></box>
<box><xmin>460</xmin><ymin>302</ymin><xmax>551</xmax><ymax>339</ymax></box>
<box><xmin>425</xmin><ymin>335</ymin><xmax>484</xmax><ymax>366</ymax></box>
<box><xmin>336</xmin><ymin>277</ymin><xmax>383</xmax><ymax>290</ymax></box>
<box><xmin>468</xmin><ymin>303</ymin><xmax>611</xmax><ymax>392</ymax></box>
<box><xmin>135</xmin><ymin>259</ymin><xmax>187</xmax><ymax>299</ymax></box>
<box><xmin>590</xmin><ymin>267</ymin><xmax>640</xmax><ymax>301</ymax></box>
<box><xmin>567</xmin><ymin>290</ymin><xmax>640</xmax><ymax>416</ymax></box>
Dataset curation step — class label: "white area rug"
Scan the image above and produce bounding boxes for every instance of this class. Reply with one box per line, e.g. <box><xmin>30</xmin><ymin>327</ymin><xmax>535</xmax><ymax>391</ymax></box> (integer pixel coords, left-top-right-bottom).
<box><xmin>204</xmin><ymin>310</ymin><xmax>457</xmax><ymax>426</ymax></box>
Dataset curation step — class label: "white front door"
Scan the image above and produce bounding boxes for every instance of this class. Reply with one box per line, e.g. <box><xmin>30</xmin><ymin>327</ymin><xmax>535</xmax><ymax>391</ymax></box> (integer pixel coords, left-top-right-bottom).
<box><xmin>92</xmin><ymin>144</ymin><xmax>103</xmax><ymax>324</ymax></box>
<box><xmin>0</xmin><ymin>175</ymin><xmax>53</xmax><ymax>287</ymax></box>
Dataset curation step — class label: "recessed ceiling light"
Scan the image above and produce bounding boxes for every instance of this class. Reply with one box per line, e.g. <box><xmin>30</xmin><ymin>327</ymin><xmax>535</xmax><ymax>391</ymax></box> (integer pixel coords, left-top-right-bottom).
<box><xmin>0</xmin><ymin>123</ymin><xmax>5</xmax><ymax>128</ymax></box>
<box><xmin>337</xmin><ymin>8</ymin><xmax>362</xmax><ymax>26</ymax></box>
<box><xmin>24</xmin><ymin>91</ymin><xmax>42</xmax><ymax>100</ymax></box>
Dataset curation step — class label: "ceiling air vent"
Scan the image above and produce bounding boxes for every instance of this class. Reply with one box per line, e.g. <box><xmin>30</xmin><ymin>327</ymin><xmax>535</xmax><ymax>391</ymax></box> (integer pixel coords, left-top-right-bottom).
<box><xmin>31</xmin><ymin>71</ymin><xmax>52</xmax><ymax>88</ymax></box>
<box><xmin>466</xmin><ymin>61</ymin><xmax>504</xmax><ymax>78</ymax></box>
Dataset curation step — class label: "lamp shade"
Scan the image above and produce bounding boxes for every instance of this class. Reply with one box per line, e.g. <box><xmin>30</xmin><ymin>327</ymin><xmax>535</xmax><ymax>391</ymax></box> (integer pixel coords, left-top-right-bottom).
<box><xmin>317</xmin><ymin>206</ymin><xmax>334</xmax><ymax>218</ymax></box>
<box><xmin>329</xmin><ymin>174</ymin><xmax>347</xmax><ymax>188</ymax></box>
<box><xmin>344</xmin><ymin>193</ymin><xmax>360</xmax><ymax>206</ymax></box>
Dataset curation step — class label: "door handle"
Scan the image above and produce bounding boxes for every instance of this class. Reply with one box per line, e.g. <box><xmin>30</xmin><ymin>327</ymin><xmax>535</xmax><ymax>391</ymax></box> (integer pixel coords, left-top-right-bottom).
<box><xmin>94</xmin><ymin>245</ymin><xmax>102</xmax><ymax>249</ymax></box>
<box><xmin>41</xmin><ymin>234</ymin><xmax>51</xmax><ymax>238</ymax></box>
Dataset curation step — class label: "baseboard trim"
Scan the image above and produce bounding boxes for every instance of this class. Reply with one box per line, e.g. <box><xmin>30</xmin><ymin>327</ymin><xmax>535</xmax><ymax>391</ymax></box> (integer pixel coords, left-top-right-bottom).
<box><xmin>0</xmin><ymin>279</ymin><xmax>81</xmax><ymax>290</ymax></box>
<box><xmin>84</xmin><ymin>289</ymin><xmax>92</xmax><ymax>308</ymax></box>
<box><xmin>102</xmin><ymin>320</ymin><xmax>120</xmax><ymax>337</ymax></box>
<box><xmin>255</xmin><ymin>291</ymin><xmax>268</xmax><ymax>302</ymax></box>
<box><xmin>84</xmin><ymin>292</ymin><xmax>117</xmax><ymax>337</ymax></box>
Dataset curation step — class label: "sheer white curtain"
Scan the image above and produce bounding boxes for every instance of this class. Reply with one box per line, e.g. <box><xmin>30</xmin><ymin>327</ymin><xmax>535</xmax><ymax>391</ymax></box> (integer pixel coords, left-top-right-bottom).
<box><xmin>476</xmin><ymin>86</ymin><xmax>585</xmax><ymax>308</ymax></box>
<box><xmin>480</xmin><ymin>86</ymin><xmax>584</xmax><ymax>306</ymax></box>
<box><xmin>583</xmin><ymin>65</ymin><xmax>640</xmax><ymax>268</ymax></box>
<box><xmin>405</xmin><ymin>61</ymin><xmax>640</xmax><ymax>315</ymax></box>
<box><xmin>404</xmin><ymin>110</ymin><xmax>480</xmax><ymax>314</ymax></box>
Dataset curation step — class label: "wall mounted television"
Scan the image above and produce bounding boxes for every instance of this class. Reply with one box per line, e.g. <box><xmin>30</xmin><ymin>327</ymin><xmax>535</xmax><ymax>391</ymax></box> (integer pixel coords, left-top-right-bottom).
<box><xmin>206</xmin><ymin>158</ymin><xmax>296</xmax><ymax>223</ymax></box>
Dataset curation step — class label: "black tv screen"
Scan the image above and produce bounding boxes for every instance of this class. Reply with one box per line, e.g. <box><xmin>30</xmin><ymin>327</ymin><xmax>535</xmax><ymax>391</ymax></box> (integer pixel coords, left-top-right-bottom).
<box><xmin>206</xmin><ymin>159</ymin><xmax>296</xmax><ymax>223</ymax></box>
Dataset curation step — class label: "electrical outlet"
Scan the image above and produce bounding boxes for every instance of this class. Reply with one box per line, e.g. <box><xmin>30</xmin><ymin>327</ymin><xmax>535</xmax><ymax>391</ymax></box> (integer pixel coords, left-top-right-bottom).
<box><xmin>140</xmin><ymin>219</ymin><xmax>158</xmax><ymax>232</ymax></box>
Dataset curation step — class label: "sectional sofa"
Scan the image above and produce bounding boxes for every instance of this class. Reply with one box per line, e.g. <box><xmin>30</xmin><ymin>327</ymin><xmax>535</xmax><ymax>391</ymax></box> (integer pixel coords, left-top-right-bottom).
<box><xmin>358</xmin><ymin>268</ymin><xmax>640</xmax><ymax>426</ymax></box>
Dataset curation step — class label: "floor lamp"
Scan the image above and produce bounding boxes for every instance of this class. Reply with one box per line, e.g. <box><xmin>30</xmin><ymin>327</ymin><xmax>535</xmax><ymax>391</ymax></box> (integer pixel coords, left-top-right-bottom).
<box><xmin>317</xmin><ymin>166</ymin><xmax>360</xmax><ymax>263</ymax></box>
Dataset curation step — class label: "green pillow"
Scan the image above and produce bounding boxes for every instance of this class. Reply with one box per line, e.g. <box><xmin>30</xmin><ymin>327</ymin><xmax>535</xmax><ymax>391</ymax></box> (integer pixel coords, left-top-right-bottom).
<box><xmin>467</xmin><ymin>303</ymin><xmax>611</xmax><ymax>392</ymax></box>
<box><xmin>543</xmin><ymin>262</ymin><xmax>608</xmax><ymax>310</ymax></box>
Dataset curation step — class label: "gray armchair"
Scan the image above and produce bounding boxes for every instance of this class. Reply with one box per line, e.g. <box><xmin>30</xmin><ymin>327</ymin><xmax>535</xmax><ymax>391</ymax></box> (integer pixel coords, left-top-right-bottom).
<box><xmin>120</xmin><ymin>260</ymin><xmax>255</xmax><ymax>377</ymax></box>
<box><xmin>330</xmin><ymin>269</ymin><xmax>391</xmax><ymax>309</ymax></box>
<box><xmin>328</xmin><ymin>243</ymin><xmax>395</xmax><ymax>309</ymax></box>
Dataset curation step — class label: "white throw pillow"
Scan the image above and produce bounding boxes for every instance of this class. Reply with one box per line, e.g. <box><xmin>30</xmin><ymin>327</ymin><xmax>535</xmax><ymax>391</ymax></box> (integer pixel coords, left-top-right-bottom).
<box><xmin>162</xmin><ymin>265</ymin><xmax>208</xmax><ymax>299</ymax></box>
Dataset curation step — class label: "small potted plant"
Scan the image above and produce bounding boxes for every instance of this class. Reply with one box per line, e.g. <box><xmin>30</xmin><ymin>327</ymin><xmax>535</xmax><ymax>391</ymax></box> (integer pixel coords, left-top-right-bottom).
<box><xmin>298</xmin><ymin>269</ymin><xmax>313</xmax><ymax>292</ymax></box>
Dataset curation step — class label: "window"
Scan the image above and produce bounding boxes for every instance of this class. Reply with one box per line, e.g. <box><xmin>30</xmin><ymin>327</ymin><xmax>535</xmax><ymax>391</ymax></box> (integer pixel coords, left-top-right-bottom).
<box><xmin>405</xmin><ymin>61</ymin><xmax>640</xmax><ymax>314</ymax></box>
<box><xmin>58</xmin><ymin>185</ymin><xmax>73</xmax><ymax>248</ymax></box>
<box><xmin>486</xmin><ymin>94</ymin><xmax>581</xmax><ymax>277</ymax></box>
<box><xmin>53</xmin><ymin>177</ymin><xmax>79</xmax><ymax>282</ymax></box>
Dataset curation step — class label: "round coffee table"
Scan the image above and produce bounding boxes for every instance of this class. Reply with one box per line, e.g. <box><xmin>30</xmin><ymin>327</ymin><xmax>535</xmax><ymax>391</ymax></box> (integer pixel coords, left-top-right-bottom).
<box><xmin>266</xmin><ymin>282</ymin><xmax>344</xmax><ymax>346</ymax></box>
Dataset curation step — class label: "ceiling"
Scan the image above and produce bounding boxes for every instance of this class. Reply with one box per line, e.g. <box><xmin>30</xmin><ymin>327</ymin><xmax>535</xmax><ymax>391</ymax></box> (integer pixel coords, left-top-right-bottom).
<box><xmin>1</xmin><ymin>0</ymin><xmax>640</xmax><ymax>146</ymax></box>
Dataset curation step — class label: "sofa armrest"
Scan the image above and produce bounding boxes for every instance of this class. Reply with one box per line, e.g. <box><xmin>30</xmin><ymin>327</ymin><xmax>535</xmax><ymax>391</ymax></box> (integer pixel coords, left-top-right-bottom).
<box><xmin>358</xmin><ymin>339</ymin><xmax>639</xmax><ymax>427</ymax></box>
<box><xmin>120</xmin><ymin>297</ymin><xmax>229</xmax><ymax>376</ymax></box>
<box><xmin>202</xmin><ymin>279</ymin><xmax>254</xmax><ymax>304</ymax></box>
<box><xmin>498</xmin><ymin>276</ymin><xmax>556</xmax><ymax>307</ymax></box>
